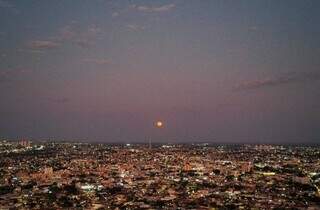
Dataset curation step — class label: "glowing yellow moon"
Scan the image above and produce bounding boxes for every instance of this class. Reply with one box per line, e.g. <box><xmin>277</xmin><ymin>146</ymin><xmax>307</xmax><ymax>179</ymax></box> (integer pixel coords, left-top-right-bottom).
<box><xmin>155</xmin><ymin>121</ymin><xmax>163</xmax><ymax>128</ymax></box>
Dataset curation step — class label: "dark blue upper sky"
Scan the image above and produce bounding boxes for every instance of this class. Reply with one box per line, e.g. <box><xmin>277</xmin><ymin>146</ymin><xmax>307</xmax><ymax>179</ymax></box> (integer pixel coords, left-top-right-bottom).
<box><xmin>0</xmin><ymin>0</ymin><xmax>320</xmax><ymax>143</ymax></box>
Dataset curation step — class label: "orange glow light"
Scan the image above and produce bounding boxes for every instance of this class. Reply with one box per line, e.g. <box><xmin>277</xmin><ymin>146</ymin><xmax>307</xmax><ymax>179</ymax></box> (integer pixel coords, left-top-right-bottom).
<box><xmin>155</xmin><ymin>121</ymin><xmax>163</xmax><ymax>128</ymax></box>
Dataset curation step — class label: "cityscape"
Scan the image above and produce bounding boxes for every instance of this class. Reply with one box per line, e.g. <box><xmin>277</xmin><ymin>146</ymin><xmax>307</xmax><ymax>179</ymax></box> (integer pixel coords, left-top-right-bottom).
<box><xmin>1</xmin><ymin>0</ymin><xmax>320</xmax><ymax>209</ymax></box>
<box><xmin>0</xmin><ymin>140</ymin><xmax>320</xmax><ymax>209</ymax></box>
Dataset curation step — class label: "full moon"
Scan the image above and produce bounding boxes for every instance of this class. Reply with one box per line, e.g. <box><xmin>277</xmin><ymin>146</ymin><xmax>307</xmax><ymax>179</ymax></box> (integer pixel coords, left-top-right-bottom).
<box><xmin>155</xmin><ymin>121</ymin><xmax>163</xmax><ymax>128</ymax></box>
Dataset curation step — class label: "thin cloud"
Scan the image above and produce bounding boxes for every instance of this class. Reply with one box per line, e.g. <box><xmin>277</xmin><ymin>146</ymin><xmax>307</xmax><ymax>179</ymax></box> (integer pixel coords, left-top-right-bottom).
<box><xmin>0</xmin><ymin>68</ymin><xmax>31</xmax><ymax>83</ymax></box>
<box><xmin>249</xmin><ymin>26</ymin><xmax>259</xmax><ymax>31</ymax></box>
<box><xmin>112</xmin><ymin>12</ymin><xmax>119</xmax><ymax>18</ymax></box>
<box><xmin>24</xmin><ymin>24</ymin><xmax>102</xmax><ymax>51</ymax></box>
<box><xmin>87</xmin><ymin>25</ymin><xmax>101</xmax><ymax>35</ymax></box>
<box><xmin>126</xmin><ymin>24</ymin><xmax>145</xmax><ymax>31</ymax></box>
<box><xmin>27</xmin><ymin>40</ymin><xmax>60</xmax><ymax>50</ymax></box>
<box><xmin>132</xmin><ymin>4</ymin><xmax>175</xmax><ymax>12</ymax></box>
<box><xmin>0</xmin><ymin>70</ymin><xmax>11</xmax><ymax>83</ymax></box>
<box><xmin>18</xmin><ymin>48</ymin><xmax>45</xmax><ymax>54</ymax></box>
<box><xmin>83</xmin><ymin>58</ymin><xmax>110</xmax><ymax>65</ymax></box>
<box><xmin>59</xmin><ymin>25</ymin><xmax>76</xmax><ymax>40</ymax></box>
<box><xmin>0</xmin><ymin>0</ymin><xmax>19</xmax><ymax>13</ymax></box>
<box><xmin>0</xmin><ymin>0</ymin><xmax>13</xmax><ymax>8</ymax></box>
<box><xmin>234</xmin><ymin>72</ymin><xmax>320</xmax><ymax>91</ymax></box>
<box><xmin>74</xmin><ymin>39</ymin><xmax>93</xmax><ymax>48</ymax></box>
<box><xmin>61</xmin><ymin>24</ymin><xmax>102</xmax><ymax>48</ymax></box>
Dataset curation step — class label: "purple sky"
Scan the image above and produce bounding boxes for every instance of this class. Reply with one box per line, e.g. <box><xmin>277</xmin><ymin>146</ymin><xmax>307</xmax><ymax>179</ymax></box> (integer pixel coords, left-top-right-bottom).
<box><xmin>0</xmin><ymin>0</ymin><xmax>320</xmax><ymax>143</ymax></box>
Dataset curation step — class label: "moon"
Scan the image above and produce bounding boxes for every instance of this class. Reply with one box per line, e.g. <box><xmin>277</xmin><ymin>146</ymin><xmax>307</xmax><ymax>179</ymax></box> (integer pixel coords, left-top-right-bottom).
<box><xmin>155</xmin><ymin>121</ymin><xmax>163</xmax><ymax>128</ymax></box>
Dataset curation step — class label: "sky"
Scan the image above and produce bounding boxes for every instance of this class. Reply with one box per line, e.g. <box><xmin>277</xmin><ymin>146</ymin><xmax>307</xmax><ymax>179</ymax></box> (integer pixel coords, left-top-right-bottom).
<box><xmin>0</xmin><ymin>0</ymin><xmax>320</xmax><ymax>143</ymax></box>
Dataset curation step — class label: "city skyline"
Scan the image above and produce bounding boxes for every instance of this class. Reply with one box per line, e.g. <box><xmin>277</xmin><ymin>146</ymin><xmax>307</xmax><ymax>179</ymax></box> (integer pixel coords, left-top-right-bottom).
<box><xmin>1</xmin><ymin>0</ymin><xmax>320</xmax><ymax>143</ymax></box>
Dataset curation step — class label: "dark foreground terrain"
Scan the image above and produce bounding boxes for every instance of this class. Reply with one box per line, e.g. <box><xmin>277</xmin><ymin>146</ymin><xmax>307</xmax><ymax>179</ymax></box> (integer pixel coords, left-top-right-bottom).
<box><xmin>0</xmin><ymin>141</ymin><xmax>320</xmax><ymax>209</ymax></box>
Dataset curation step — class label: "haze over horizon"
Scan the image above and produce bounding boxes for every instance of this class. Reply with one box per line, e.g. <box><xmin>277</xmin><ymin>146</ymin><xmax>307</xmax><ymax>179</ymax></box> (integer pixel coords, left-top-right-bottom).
<box><xmin>0</xmin><ymin>0</ymin><xmax>319</xmax><ymax>143</ymax></box>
